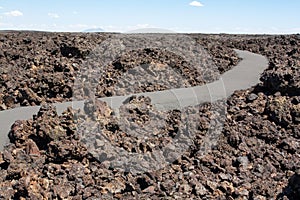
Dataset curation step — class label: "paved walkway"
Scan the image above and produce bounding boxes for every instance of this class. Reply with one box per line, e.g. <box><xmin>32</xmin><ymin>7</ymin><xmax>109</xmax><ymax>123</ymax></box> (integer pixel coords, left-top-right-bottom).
<box><xmin>0</xmin><ymin>50</ymin><xmax>268</xmax><ymax>150</ymax></box>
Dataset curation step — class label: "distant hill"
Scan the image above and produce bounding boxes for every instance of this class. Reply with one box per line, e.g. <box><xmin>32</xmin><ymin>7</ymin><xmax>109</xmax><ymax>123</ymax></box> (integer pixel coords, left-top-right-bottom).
<box><xmin>83</xmin><ymin>28</ymin><xmax>105</xmax><ymax>32</ymax></box>
<box><xmin>126</xmin><ymin>28</ymin><xmax>176</xmax><ymax>33</ymax></box>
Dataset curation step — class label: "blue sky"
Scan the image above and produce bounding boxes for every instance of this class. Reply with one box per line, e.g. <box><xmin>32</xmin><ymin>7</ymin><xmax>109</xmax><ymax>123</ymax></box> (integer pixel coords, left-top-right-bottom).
<box><xmin>0</xmin><ymin>0</ymin><xmax>299</xmax><ymax>33</ymax></box>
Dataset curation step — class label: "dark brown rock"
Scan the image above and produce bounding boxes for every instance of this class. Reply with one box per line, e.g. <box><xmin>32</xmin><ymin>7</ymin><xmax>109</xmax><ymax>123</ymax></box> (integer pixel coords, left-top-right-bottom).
<box><xmin>0</xmin><ymin>33</ymin><xmax>300</xmax><ymax>199</ymax></box>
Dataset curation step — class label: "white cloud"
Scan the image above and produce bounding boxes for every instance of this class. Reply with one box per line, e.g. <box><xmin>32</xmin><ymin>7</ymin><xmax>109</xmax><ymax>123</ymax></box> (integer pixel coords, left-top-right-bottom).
<box><xmin>0</xmin><ymin>6</ymin><xmax>3</xmax><ymax>9</ymax></box>
<box><xmin>189</xmin><ymin>1</ymin><xmax>204</xmax><ymax>7</ymax></box>
<box><xmin>48</xmin><ymin>13</ymin><xmax>59</xmax><ymax>19</ymax></box>
<box><xmin>4</xmin><ymin>10</ymin><xmax>23</xmax><ymax>17</ymax></box>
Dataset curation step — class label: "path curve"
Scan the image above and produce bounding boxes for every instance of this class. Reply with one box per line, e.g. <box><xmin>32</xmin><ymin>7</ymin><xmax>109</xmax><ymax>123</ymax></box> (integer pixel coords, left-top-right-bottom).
<box><xmin>0</xmin><ymin>50</ymin><xmax>268</xmax><ymax>150</ymax></box>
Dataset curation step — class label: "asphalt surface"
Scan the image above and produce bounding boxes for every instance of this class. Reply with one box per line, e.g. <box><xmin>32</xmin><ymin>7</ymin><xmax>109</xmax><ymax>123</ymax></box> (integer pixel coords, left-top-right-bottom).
<box><xmin>0</xmin><ymin>50</ymin><xmax>268</xmax><ymax>150</ymax></box>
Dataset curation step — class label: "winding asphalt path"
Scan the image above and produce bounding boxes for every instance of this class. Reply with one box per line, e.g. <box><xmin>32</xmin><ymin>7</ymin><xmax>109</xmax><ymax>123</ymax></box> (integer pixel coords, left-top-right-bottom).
<box><xmin>0</xmin><ymin>50</ymin><xmax>268</xmax><ymax>150</ymax></box>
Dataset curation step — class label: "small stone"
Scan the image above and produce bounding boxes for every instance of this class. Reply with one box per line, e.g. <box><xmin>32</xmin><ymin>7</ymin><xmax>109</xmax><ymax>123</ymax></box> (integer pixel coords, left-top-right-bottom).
<box><xmin>195</xmin><ymin>183</ymin><xmax>207</xmax><ymax>196</ymax></box>
<box><xmin>142</xmin><ymin>185</ymin><xmax>156</xmax><ymax>193</ymax></box>
<box><xmin>253</xmin><ymin>195</ymin><xmax>266</xmax><ymax>200</ymax></box>
<box><xmin>25</xmin><ymin>139</ymin><xmax>40</xmax><ymax>156</ymax></box>
<box><xmin>274</xmin><ymin>91</ymin><xmax>281</xmax><ymax>97</ymax></box>
<box><xmin>104</xmin><ymin>181</ymin><xmax>125</xmax><ymax>194</ymax></box>
<box><xmin>206</xmin><ymin>180</ymin><xmax>218</xmax><ymax>191</ymax></box>
<box><xmin>247</xmin><ymin>93</ymin><xmax>258</xmax><ymax>101</ymax></box>
<box><xmin>53</xmin><ymin>184</ymin><xmax>74</xmax><ymax>199</ymax></box>
<box><xmin>236</xmin><ymin>188</ymin><xmax>249</xmax><ymax>196</ymax></box>
<box><xmin>237</xmin><ymin>156</ymin><xmax>249</xmax><ymax>168</ymax></box>
<box><xmin>3</xmin><ymin>95</ymin><xmax>15</xmax><ymax>107</ymax></box>
<box><xmin>0</xmin><ymin>103</ymin><xmax>7</xmax><ymax>110</ymax></box>
<box><xmin>220</xmin><ymin>181</ymin><xmax>234</xmax><ymax>194</ymax></box>
<box><xmin>219</xmin><ymin>173</ymin><xmax>230</xmax><ymax>180</ymax></box>
<box><xmin>0</xmin><ymin>152</ymin><xmax>4</xmax><ymax>165</ymax></box>
<box><xmin>181</xmin><ymin>184</ymin><xmax>191</xmax><ymax>193</ymax></box>
<box><xmin>95</xmin><ymin>139</ymin><xmax>105</xmax><ymax>147</ymax></box>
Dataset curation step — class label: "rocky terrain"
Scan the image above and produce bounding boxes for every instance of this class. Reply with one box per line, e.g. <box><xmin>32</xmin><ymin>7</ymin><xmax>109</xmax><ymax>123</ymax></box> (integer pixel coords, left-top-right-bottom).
<box><xmin>0</xmin><ymin>31</ymin><xmax>239</xmax><ymax>109</ymax></box>
<box><xmin>0</xmin><ymin>32</ymin><xmax>299</xmax><ymax>199</ymax></box>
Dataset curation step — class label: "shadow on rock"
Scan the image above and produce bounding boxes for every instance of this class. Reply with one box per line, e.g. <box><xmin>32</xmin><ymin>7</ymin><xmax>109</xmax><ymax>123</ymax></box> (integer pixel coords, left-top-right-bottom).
<box><xmin>277</xmin><ymin>170</ymin><xmax>300</xmax><ymax>200</ymax></box>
